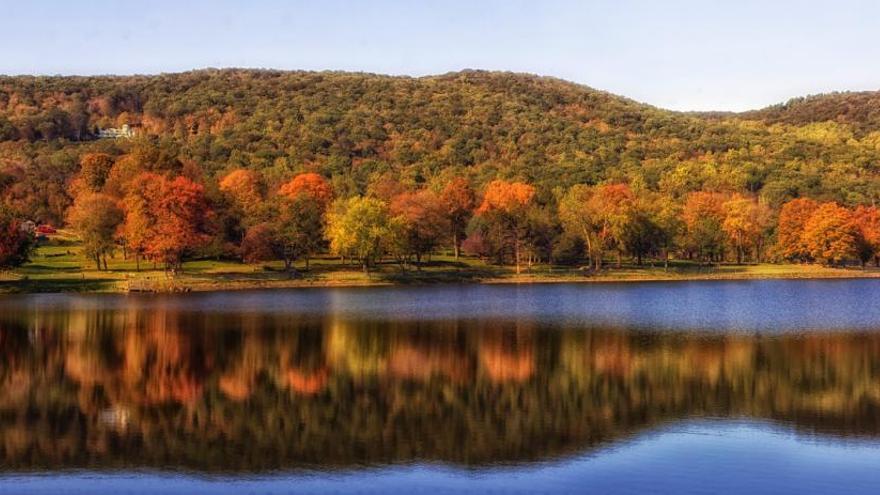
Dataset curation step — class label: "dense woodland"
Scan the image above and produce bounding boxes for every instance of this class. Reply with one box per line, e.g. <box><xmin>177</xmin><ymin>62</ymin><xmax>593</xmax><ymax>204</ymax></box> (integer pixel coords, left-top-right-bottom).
<box><xmin>3</xmin><ymin>69</ymin><xmax>880</xmax><ymax>272</ymax></box>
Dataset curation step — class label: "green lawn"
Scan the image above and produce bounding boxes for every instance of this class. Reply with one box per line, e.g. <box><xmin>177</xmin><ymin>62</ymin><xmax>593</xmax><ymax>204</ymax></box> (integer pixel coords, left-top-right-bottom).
<box><xmin>1</xmin><ymin>234</ymin><xmax>877</xmax><ymax>294</ymax></box>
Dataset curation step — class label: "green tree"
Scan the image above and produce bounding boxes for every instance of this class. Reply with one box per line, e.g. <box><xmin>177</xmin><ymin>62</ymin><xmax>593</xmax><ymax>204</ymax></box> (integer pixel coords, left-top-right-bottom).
<box><xmin>67</xmin><ymin>193</ymin><xmax>124</xmax><ymax>270</ymax></box>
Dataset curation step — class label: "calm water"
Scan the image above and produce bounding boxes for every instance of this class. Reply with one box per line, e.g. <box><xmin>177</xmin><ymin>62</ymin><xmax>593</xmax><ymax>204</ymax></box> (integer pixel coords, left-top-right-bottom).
<box><xmin>2</xmin><ymin>280</ymin><xmax>880</xmax><ymax>494</ymax></box>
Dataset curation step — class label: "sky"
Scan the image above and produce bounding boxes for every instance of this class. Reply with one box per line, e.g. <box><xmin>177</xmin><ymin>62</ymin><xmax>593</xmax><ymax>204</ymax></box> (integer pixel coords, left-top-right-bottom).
<box><xmin>2</xmin><ymin>0</ymin><xmax>879</xmax><ymax>111</ymax></box>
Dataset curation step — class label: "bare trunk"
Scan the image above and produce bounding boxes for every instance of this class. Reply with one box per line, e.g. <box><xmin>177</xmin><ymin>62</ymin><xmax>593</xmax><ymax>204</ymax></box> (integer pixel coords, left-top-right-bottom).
<box><xmin>515</xmin><ymin>238</ymin><xmax>521</xmax><ymax>274</ymax></box>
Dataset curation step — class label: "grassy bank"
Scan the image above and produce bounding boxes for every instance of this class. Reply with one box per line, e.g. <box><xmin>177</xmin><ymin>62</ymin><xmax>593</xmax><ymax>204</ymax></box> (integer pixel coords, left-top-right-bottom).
<box><xmin>2</xmin><ymin>235</ymin><xmax>879</xmax><ymax>294</ymax></box>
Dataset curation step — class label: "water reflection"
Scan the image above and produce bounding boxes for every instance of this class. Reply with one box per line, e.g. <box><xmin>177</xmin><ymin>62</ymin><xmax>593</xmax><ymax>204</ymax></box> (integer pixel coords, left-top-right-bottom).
<box><xmin>2</xmin><ymin>292</ymin><xmax>880</xmax><ymax>473</ymax></box>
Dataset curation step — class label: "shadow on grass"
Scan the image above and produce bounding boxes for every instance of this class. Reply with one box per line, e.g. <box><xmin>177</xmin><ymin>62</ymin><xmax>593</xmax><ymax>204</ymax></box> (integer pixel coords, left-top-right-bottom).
<box><xmin>20</xmin><ymin>264</ymin><xmax>81</xmax><ymax>273</ymax></box>
<box><xmin>378</xmin><ymin>266</ymin><xmax>503</xmax><ymax>284</ymax></box>
<box><xmin>0</xmin><ymin>278</ymin><xmax>117</xmax><ymax>293</ymax></box>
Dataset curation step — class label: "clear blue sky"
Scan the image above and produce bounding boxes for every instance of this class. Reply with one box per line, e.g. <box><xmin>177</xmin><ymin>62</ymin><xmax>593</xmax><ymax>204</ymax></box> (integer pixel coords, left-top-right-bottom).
<box><xmin>3</xmin><ymin>0</ymin><xmax>879</xmax><ymax>111</ymax></box>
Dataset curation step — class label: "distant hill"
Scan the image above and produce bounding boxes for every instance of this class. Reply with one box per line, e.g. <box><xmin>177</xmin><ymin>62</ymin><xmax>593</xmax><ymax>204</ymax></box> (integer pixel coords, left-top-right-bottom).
<box><xmin>741</xmin><ymin>91</ymin><xmax>880</xmax><ymax>133</ymax></box>
<box><xmin>1</xmin><ymin>69</ymin><xmax>880</xmax><ymax>223</ymax></box>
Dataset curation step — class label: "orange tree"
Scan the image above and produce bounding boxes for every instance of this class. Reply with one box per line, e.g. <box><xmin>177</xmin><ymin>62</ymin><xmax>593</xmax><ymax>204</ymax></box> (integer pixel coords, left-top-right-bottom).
<box><xmin>279</xmin><ymin>173</ymin><xmax>333</xmax><ymax>210</ymax></box>
<box><xmin>776</xmin><ymin>198</ymin><xmax>819</xmax><ymax>262</ymax></box>
<box><xmin>475</xmin><ymin>180</ymin><xmax>535</xmax><ymax>274</ymax></box>
<box><xmin>440</xmin><ymin>178</ymin><xmax>475</xmax><ymax>260</ymax></box>
<box><xmin>682</xmin><ymin>192</ymin><xmax>727</xmax><ymax>263</ymax></box>
<box><xmin>853</xmin><ymin>205</ymin><xmax>880</xmax><ymax>266</ymax></box>
<box><xmin>802</xmin><ymin>202</ymin><xmax>859</xmax><ymax>265</ymax></box>
<box><xmin>122</xmin><ymin>173</ymin><xmax>212</xmax><ymax>271</ymax></box>
<box><xmin>389</xmin><ymin>189</ymin><xmax>449</xmax><ymax>269</ymax></box>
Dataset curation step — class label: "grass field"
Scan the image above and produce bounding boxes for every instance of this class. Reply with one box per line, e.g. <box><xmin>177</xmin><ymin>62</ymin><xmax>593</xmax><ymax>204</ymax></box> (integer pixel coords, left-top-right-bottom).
<box><xmin>2</xmin><ymin>233</ymin><xmax>879</xmax><ymax>294</ymax></box>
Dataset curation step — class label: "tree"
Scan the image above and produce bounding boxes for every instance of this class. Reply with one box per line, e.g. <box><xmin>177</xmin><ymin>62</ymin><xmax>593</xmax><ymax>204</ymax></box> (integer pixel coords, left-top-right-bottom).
<box><xmin>621</xmin><ymin>207</ymin><xmax>664</xmax><ymax>266</ymax></box>
<box><xmin>558</xmin><ymin>183</ymin><xmax>636</xmax><ymax>270</ymax></box>
<box><xmin>121</xmin><ymin>177</ymin><xmax>155</xmax><ymax>271</ymax></box>
<box><xmin>77</xmin><ymin>153</ymin><xmax>115</xmax><ymax>193</ymax></box>
<box><xmin>239</xmin><ymin>223</ymin><xmax>276</xmax><ymax>265</ymax></box>
<box><xmin>326</xmin><ymin>196</ymin><xmax>392</xmax><ymax>273</ymax></box>
<box><xmin>853</xmin><ymin>205</ymin><xmax>880</xmax><ymax>266</ymax></box>
<box><xmin>722</xmin><ymin>196</ymin><xmax>771</xmax><ymax>264</ymax></box>
<box><xmin>591</xmin><ymin>184</ymin><xmax>636</xmax><ymax>268</ymax></box>
<box><xmin>475</xmin><ymin>180</ymin><xmax>535</xmax><ymax>274</ymax></box>
<box><xmin>240</xmin><ymin>196</ymin><xmax>323</xmax><ymax>275</ymax></box>
<box><xmin>122</xmin><ymin>173</ymin><xmax>211</xmax><ymax>272</ymax></box>
<box><xmin>802</xmin><ymin>202</ymin><xmax>858</xmax><ymax>265</ymax></box>
<box><xmin>279</xmin><ymin>173</ymin><xmax>333</xmax><ymax>209</ymax></box>
<box><xmin>559</xmin><ymin>185</ymin><xmax>599</xmax><ymax>269</ymax></box>
<box><xmin>0</xmin><ymin>209</ymin><xmax>34</xmax><ymax>271</ymax></box>
<box><xmin>389</xmin><ymin>190</ymin><xmax>449</xmax><ymax>269</ymax></box>
<box><xmin>652</xmin><ymin>194</ymin><xmax>683</xmax><ymax>270</ymax></box>
<box><xmin>275</xmin><ymin>195</ymin><xmax>325</xmax><ymax>272</ymax></box>
<box><xmin>67</xmin><ymin>193</ymin><xmax>123</xmax><ymax>270</ymax></box>
<box><xmin>776</xmin><ymin>198</ymin><xmax>819</xmax><ymax>262</ymax></box>
<box><xmin>219</xmin><ymin>169</ymin><xmax>264</xmax><ymax>223</ymax></box>
<box><xmin>440</xmin><ymin>178</ymin><xmax>475</xmax><ymax>260</ymax></box>
<box><xmin>682</xmin><ymin>192</ymin><xmax>727</xmax><ymax>263</ymax></box>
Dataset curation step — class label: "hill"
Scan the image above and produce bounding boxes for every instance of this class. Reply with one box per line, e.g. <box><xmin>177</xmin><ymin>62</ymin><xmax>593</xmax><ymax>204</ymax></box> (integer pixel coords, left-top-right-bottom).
<box><xmin>1</xmin><ymin>69</ymin><xmax>879</xmax><ymax>226</ymax></box>
<box><xmin>742</xmin><ymin>91</ymin><xmax>880</xmax><ymax>133</ymax></box>
<box><xmin>0</xmin><ymin>69</ymin><xmax>880</xmax><ymax>225</ymax></box>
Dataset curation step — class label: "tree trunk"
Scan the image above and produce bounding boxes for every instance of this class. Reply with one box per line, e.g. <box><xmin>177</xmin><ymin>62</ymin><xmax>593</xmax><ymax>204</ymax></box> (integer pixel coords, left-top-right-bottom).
<box><xmin>453</xmin><ymin>231</ymin><xmax>460</xmax><ymax>260</ymax></box>
<box><xmin>515</xmin><ymin>239</ymin><xmax>521</xmax><ymax>274</ymax></box>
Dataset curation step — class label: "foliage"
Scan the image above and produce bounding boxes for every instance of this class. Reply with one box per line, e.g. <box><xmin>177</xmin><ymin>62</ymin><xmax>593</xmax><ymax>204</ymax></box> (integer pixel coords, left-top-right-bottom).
<box><xmin>0</xmin><ymin>208</ymin><xmax>34</xmax><ymax>270</ymax></box>
<box><xmin>802</xmin><ymin>202</ymin><xmax>859</xmax><ymax>265</ymax></box>
<box><xmin>4</xmin><ymin>70</ymin><xmax>880</xmax><ymax>271</ymax></box>
<box><xmin>66</xmin><ymin>192</ymin><xmax>123</xmax><ymax>270</ymax></box>
<box><xmin>326</xmin><ymin>196</ymin><xmax>393</xmax><ymax>272</ymax></box>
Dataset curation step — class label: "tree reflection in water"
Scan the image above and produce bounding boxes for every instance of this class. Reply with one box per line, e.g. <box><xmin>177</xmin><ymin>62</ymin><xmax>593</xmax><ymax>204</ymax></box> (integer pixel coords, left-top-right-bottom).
<box><xmin>1</xmin><ymin>303</ymin><xmax>880</xmax><ymax>472</ymax></box>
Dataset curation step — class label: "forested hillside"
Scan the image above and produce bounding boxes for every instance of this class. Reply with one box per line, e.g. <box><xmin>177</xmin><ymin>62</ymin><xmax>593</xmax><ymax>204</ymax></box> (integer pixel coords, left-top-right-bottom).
<box><xmin>2</xmin><ymin>69</ymin><xmax>880</xmax><ymax>273</ymax></box>
<box><xmin>742</xmin><ymin>91</ymin><xmax>880</xmax><ymax>133</ymax></box>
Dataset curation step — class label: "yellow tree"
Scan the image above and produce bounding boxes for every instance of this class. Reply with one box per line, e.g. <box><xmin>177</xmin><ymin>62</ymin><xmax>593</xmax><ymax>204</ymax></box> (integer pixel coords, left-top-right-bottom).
<box><xmin>722</xmin><ymin>196</ymin><xmax>771</xmax><ymax>264</ymax></box>
<box><xmin>559</xmin><ymin>183</ymin><xmax>636</xmax><ymax>270</ymax></box>
<box><xmin>326</xmin><ymin>196</ymin><xmax>392</xmax><ymax>273</ymax></box>
<box><xmin>559</xmin><ymin>185</ymin><xmax>599</xmax><ymax>269</ymax></box>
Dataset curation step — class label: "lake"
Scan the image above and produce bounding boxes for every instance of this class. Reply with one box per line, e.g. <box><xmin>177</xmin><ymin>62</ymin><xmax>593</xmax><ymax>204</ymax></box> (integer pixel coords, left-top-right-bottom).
<box><xmin>2</xmin><ymin>280</ymin><xmax>880</xmax><ymax>494</ymax></box>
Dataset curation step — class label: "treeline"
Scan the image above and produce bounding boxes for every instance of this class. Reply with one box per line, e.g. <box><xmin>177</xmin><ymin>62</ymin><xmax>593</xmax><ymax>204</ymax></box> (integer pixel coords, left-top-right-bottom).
<box><xmin>4</xmin><ymin>144</ymin><xmax>876</xmax><ymax>274</ymax></box>
<box><xmin>3</xmin><ymin>70</ymin><xmax>880</xmax><ymax>271</ymax></box>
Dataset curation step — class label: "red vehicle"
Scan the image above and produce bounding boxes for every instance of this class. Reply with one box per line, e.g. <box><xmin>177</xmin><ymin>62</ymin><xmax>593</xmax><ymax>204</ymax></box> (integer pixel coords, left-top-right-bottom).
<box><xmin>35</xmin><ymin>224</ymin><xmax>57</xmax><ymax>234</ymax></box>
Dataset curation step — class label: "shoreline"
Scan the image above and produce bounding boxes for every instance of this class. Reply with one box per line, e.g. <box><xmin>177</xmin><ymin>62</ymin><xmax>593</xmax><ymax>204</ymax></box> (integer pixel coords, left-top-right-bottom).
<box><xmin>4</xmin><ymin>265</ymin><xmax>880</xmax><ymax>295</ymax></box>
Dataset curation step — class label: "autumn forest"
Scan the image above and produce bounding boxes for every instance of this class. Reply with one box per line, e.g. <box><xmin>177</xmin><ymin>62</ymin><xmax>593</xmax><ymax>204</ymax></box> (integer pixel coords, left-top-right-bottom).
<box><xmin>3</xmin><ymin>69</ymin><xmax>880</xmax><ymax>280</ymax></box>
